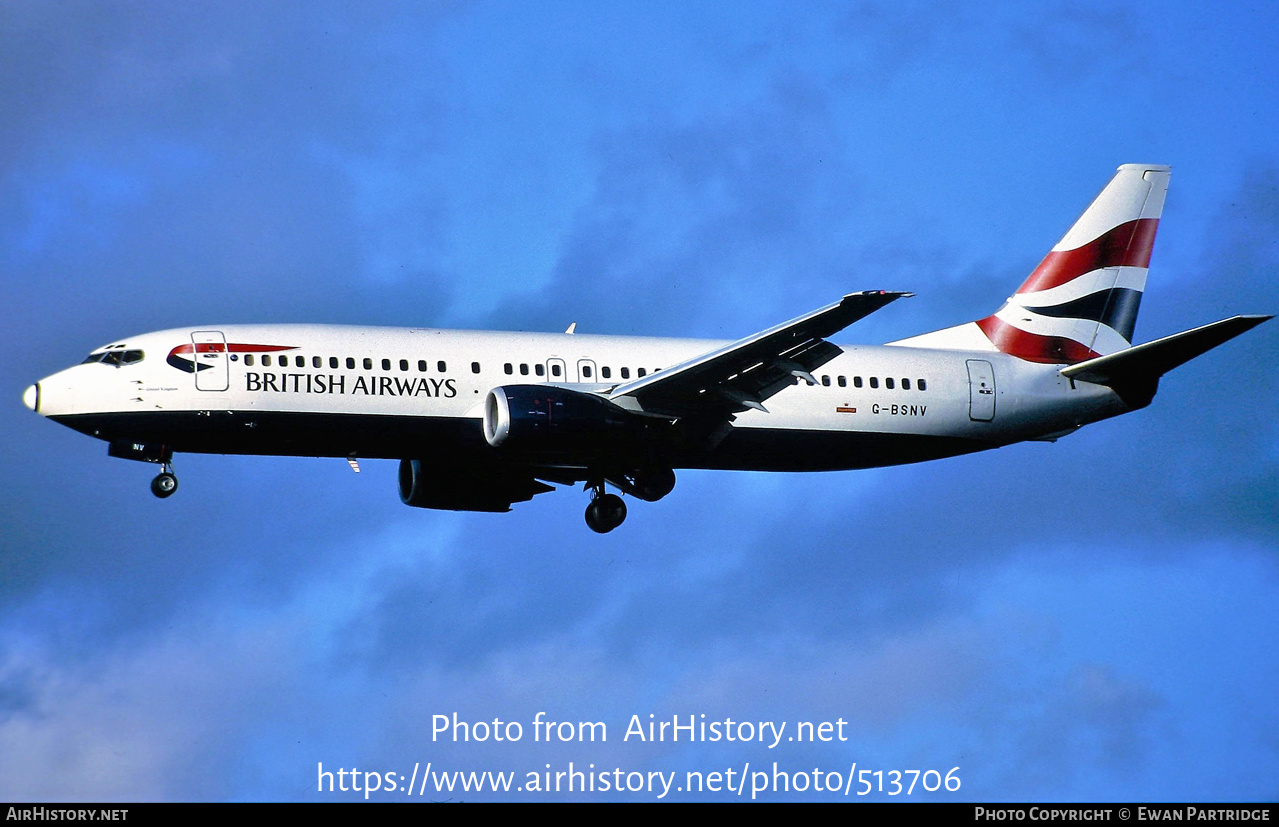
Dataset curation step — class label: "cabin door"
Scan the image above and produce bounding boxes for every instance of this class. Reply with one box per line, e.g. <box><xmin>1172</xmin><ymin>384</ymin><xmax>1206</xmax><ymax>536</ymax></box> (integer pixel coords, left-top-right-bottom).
<box><xmin>192</xmin><ymin>330</ymin><xmax>230</xmax><ymax>392</ymax></box>
<box><xmin>966</xmin><ymin>359</ymin><xmax>996</xmax><ymax>421</ymax></box>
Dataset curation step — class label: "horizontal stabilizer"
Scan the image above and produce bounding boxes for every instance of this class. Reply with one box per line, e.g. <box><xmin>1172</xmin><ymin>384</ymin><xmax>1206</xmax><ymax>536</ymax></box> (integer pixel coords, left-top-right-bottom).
<box><xmin>1061</xmin><ymin>315</ymin><xmax>1271</xmax><ymax>406</ymax></box>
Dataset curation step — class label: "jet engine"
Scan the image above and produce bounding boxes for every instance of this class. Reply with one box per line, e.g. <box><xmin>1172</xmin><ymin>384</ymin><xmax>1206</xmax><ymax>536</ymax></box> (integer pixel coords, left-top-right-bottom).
<box><xmin>482</xmin><ymin>385</ymin><xmax>655</xmax><ymax>455</ymax></box>
<box><xmin>398</xmin><ymin>457</ymin><xmax>542</xmax><ymax>512</ymax></box>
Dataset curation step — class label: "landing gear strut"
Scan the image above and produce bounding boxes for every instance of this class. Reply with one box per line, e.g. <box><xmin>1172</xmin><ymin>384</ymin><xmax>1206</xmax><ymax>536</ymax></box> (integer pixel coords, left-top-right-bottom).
<box><xmin>584</xmin><ymin>482</ymin><xmax>626</xmax><ymax>533</ymax></box>
<box><xmin>151</xmin><ymin>462</ymin><xmax>178</xmax><ymax>499</ymax></box>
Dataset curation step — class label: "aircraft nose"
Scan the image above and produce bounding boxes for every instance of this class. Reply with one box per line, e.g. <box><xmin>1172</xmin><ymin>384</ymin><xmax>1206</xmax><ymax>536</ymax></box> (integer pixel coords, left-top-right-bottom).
<box><xmin>23</xmin><ymin>383</ymin><xmax>39</xmax><ymax>413</ymax></box>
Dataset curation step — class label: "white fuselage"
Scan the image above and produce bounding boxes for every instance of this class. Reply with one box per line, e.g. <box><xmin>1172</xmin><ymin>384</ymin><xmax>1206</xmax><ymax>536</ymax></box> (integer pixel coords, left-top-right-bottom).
<box><xmin>29</xmin><ymin>324</ymin><xmax>1127</xmax><ymax>473</ymax></box>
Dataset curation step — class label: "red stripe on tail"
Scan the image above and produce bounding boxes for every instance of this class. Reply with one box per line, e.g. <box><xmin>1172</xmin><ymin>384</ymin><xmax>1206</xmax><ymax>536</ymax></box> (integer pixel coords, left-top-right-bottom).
<box><xmin>1017</xmin><ymin>218</ymin><xmax>1158</xmax><ymax>295</ymax></box>
<box><xmin>976</xmin><ymin>316</ymin><xmax>1102</xmax><ymax>364</ymax></box>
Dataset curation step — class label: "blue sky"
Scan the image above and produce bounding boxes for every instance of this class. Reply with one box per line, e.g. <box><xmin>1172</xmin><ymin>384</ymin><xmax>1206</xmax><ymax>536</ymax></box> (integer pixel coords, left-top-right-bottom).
<box><xmin>2</xmin><ymin>0</ymin><xmax>1276</xmax><ymax>801</ymax></box>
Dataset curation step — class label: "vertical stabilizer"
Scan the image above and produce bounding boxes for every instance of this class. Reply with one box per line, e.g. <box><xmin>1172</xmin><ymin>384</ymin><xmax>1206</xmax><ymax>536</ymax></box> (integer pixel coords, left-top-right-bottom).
<box><xmin>891</xmin><ymin>165</ymin><xmax>1171</xmax><ymax>364</ymax></box>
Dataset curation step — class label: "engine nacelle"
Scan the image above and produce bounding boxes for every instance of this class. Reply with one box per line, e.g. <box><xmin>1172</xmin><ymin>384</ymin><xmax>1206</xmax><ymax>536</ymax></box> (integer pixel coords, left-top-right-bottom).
<box><xmin>398</xmin><ymin>458</ymin><xmax>513</xmax><ymax>512</ymax></box>
<box><xmin>482</xmin><ymin>385</ymin><xmax>652</xmax><ymax>455</ymax></box>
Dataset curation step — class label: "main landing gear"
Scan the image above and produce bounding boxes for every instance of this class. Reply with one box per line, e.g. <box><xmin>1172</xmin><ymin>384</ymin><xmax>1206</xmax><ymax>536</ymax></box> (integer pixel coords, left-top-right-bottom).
<box><xmin>584</xmin><ymin>482</ymin><xmax>626</xmax><ymax>534</ymax></box>
<box><xmin>150</xmin><ymin>463</ymin><xmax>178</xmax><ymax>499</ymax></box>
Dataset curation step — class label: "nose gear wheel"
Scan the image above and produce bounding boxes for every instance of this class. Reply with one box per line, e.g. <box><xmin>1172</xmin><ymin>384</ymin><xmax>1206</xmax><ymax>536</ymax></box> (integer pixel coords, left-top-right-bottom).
<box><xmin>151</xmin><ymin>462</ymin><xmax>178</xmax><ymax>499</ymax></box>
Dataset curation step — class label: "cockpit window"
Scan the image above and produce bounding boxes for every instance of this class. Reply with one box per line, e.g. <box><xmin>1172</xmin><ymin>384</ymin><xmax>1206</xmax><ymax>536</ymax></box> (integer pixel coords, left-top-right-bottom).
<box><xmin>83</xmin><ymin>350</ymin><xmax>144</xmax><ymax>366</ymax></box>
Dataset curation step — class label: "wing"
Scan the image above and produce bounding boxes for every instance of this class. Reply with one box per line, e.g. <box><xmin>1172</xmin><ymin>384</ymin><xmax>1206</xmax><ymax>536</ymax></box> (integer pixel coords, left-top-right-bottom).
<box><xmin>608</xmin><ymin>290</ymin><xmax>911</xmax><ymax>419</ymax></box>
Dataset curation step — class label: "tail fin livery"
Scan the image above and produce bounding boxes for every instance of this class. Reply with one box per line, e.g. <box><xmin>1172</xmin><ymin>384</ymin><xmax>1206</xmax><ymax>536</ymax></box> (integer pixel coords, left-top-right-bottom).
<box><xmin>978</xmin><ymin>164</ymin><xmax>1169</xmax><ymax>363</ymax></box>
<box><xmin>891</xmin><ymin>164</ymin><xmax>1171</xmax><ymax>364</ymax></box>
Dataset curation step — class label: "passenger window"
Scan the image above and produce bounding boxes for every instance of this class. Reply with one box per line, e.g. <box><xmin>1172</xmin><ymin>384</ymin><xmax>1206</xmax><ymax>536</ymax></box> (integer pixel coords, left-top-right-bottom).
<box><xmin>471</xmin><ymin>362</ymin><xmax>481</xmax><ymax>374</ymax></box>
<box><xmin>637</xmin><ymin>368</ymin><xmax>647</xmax><ymax>377</ymax></box>
<box><xmin>602</xmin><ymin>366</ymin><xmax>611</xmax><ymax>379</ymax></box>
<box><xmin>363</xmin><ymin>358</ymin><xmax>373</xmax><ymax>370</ymax></box>
<box><xmin>329</xmin><ymin>357</ymin><xmax>338</xmax><ymax>369</ymax></box>
<box><xmin>853</xmin><ymin>376</ymin><xmax>862</xmax><ymax>388</ymax></box>
<box><xmin>263</xmin><ymin>355</ymin><xmax>272</xmax><ymax>367</ymax></box>
<box><xmin>313</xmin><ymin>356</ymin><xmax>322</xmax><ymax>368</ymax></box>
<box><xmin>837</xmin><ymin>376</ymin><xmax>846</xmax><ymax>387</ymax></box>
<box><xmin>245</xmin><ymin>354</ymin><xmax>255</xmax><ymax>367</ymax></box>
<box><xmin>381</xmin><ymin>359</ymin><xmax>391</xmax><ymax>371</ymax></box>
<box><xmin>583</xmin><ymin>365</ymin><xmax>593</xmax><ymax>378</ymax></box>
<box><xmin>504</xmin><ymin>363</ymin><xmax>513</xmax><ymax>375</ymax></box>
<box><xmin>621</xmin><ymin>367</ymin><xmax>630</xmax><ymax>379</ymax></box>
<box><xmin>870</xmin><ymin>377</ymin><xmax>879</xmax><ymax>389</ymax></box>
<box><xmin>519</xmin><ymin>363</ymin><xmax>529</xmax><ymax>376</ymax></box>
<box><xmin>400</xmin><ymin>359</ymin><xmax>409</xmax><ymax>371</ymax></box>
<box><xmin>551</xmin><ymin>364</ymin><xmax>562</xmax><ymax>377</ymax></box>
<box><xmin>918</xmin><ymin>379</ymin><xmax>927</xmax><ymax>391</ymax></box>
<box><xmin>821</xmin><ymin>375</ymin><xmax>831</xmax><ymax>387</ymax></box>
<box><xmin>418</xmin><ymin>360</ymin><xmax>428</xmax><ymax>372</ymax></box>
<box><xmin>886</xmin><ymin>378</ymin><xmax>894</xmax><ymax>390</ymax></box>
<box><xmin>902</xmin><ymin>378</ymin><xmax>911</xmax><ymax>390</ymax></box>
<box><xmin>535</xmin><ymin>364</ymin><xmax>545</xmax><ymax>377</ymax></box>
<box><xmin>438</xmin><ymin>361</ymin><xmax>447</xmax><ymax>372</ymax></box>
<box><xmin>346</xmin><ymin>357</ymin><xmax>355</xmax><ymax>369</ymax></box>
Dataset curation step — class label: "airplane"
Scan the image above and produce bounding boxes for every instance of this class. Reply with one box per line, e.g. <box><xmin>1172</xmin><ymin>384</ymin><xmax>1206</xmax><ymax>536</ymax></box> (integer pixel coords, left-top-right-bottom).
<box><xmin>23</xmin><ymin>164</ymin><xmax>1270</xmax><ymax>532</ymax></box>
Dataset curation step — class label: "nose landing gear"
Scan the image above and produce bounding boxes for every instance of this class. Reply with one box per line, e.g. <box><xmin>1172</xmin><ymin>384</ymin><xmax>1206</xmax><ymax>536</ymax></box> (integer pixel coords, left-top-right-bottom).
<box><xmin>107</xmin><ymin>441</ymin><xmax>178</xmax><ymax>499</ymax></box>
<box><xmin>584</xmin><ymin>482</ymin><xmax>626</xmax><ymax>533</ymax></box>
<box><xmin>150</xmin><ymin>463</ymin><xmax>178</xmax><ymax>499</ymax></box>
